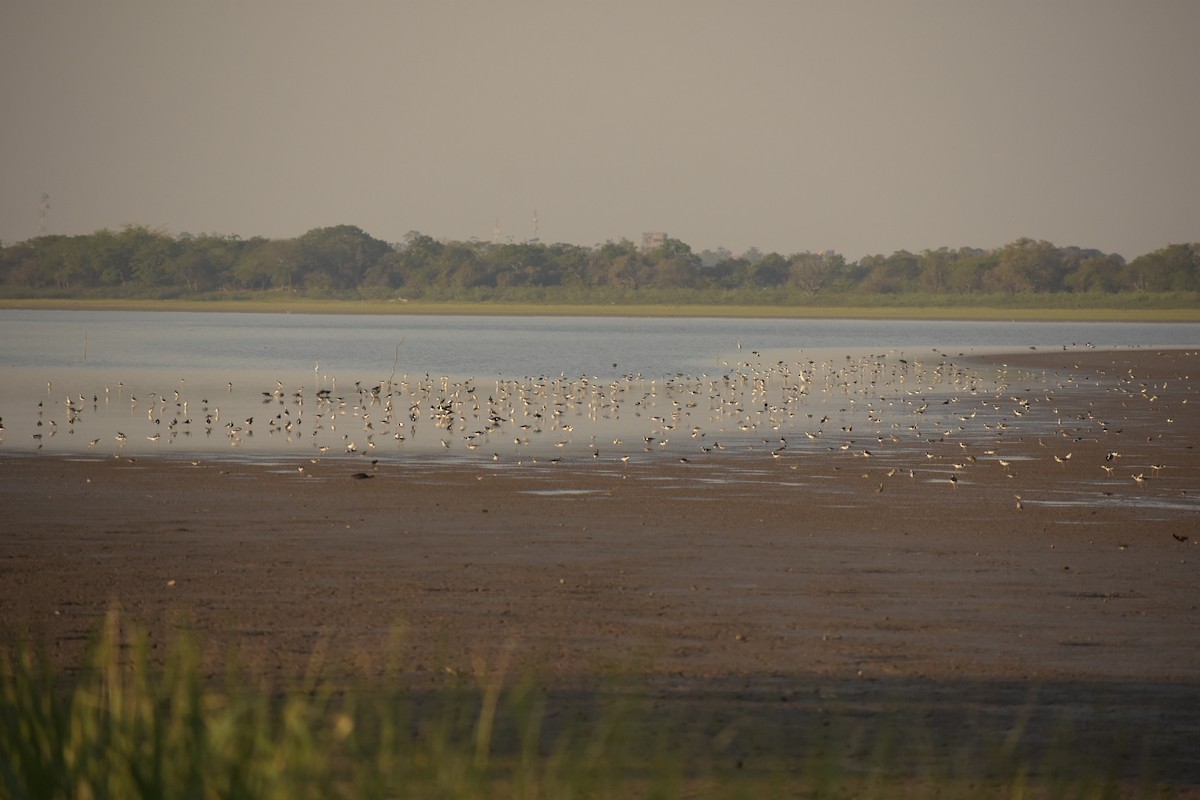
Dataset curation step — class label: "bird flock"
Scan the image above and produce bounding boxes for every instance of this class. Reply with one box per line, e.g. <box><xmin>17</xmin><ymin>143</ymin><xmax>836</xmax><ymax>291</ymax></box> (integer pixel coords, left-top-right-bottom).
<box><xmin>2</xmin><ymin>347</ymin><xmax>1196</xmax><ymax>506</ymax></box>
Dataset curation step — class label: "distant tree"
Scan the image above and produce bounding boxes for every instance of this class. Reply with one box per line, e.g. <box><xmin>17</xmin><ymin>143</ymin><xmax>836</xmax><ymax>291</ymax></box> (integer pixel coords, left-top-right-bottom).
<box><xmin>647</xmin><ymin>238</ymin><xmax>702</xmax><ymax>288</ymax></box>
<box><xmin>609</xmin><ymin>254</ymin><xmax>646</xmax><ymax>290</ymax></box>
<box><xmin>387</xmin><ymin>232</ymin><xmax>442</xmax><ymax>288</ymax></box>
<box><xmin>165</xmin><ymin>234</ymin><xmax>245</xmax><ymax>292</ymax></box>
<box><xmin>1064</xmin><ymin>253</ymin><xmax>1125</xmax><ymax>293</ymax></box>
<box><xmin>86</xmin><ymin>229</ymin><xmax>128</xmax><ymax>286</ymax></box>
<box><xmin>585</xmin><ymin>240</ymin><xmax>639</xmax><ymax>288</ymax></box>
<box><xmin>1124</xmin><ymin>244</ymin><xmax>1199</xmax><ymax>292</ymax></box>
<box><xmin>986</xmin><ymin>238</ymin><xmax>1064</xmax><ymax>293</ymax></box>
<box><xmin>45</xmin><ymin>236</ymin><xmax>97</xmax><ymax>289</ymax></box>
<box><xmin>233</xmin><ymin>238</ymin><xmax>299</xmax><ymax>290</ymax></box>
<box><xmin>917</xmin><ymin>248</ymin><xmax>955</xmax><ymax>294</ymax></box>
<box><xmin>116</xmin><ymin>225</ymin><xmax>178</xmax><ymax>286</ymax></box>
<box><xmin>945</xmin><ymin>248</ymin><xmax>994</xmax><ymax>292</ymax></box>
<box><xmin>0</xmin><ymin>240</ymin><xmax>43</xmax><ymax>287</ymax></box>
<box><xmin>748</xmin><ymin>253</ymin><xmax>790</xmax><ymax>287</ymax></box>
<box><xmin>435</xmin><ymin>242</ymin><xmax>487</xmax><ymax>289</ymax></box>
<box><xmin>789</xmin><ymin>251</ymin><xmax>843</xmax><ymax>295</ymax></box>
<box><xmin>489</xmin><ymin>242</ymin><xmax>554</xmax><ymax>288</ymax></box>
<box><xmin>359</xmin><ymin>248</ymin><xmax>400</xmax><ymax>290</ymax></box>
<box><xmin>704</xmin><ymin>256</ymin><xmax>750</xmax><ymax>289</ymax></box>
<box><xmin>294</xmin><ymin>225</ymin><xmax>391</xmax><ymax>290</ymax></box>
<box><xmin>547</xmin><ymin>243</ymin><xmax>590</xmax><ymax>286</ymax></box>
<box><xmin>859</xmin><ymin>250</ymin><xmax>919</xmax><ymax>293</ymax></box>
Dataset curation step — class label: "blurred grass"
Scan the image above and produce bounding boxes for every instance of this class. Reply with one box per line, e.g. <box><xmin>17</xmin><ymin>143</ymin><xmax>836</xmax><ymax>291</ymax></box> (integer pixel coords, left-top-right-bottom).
<box><xmin>0</xmin><ymin>610</ymin><xmax>1183</xmax><ymax>798</ymax></box>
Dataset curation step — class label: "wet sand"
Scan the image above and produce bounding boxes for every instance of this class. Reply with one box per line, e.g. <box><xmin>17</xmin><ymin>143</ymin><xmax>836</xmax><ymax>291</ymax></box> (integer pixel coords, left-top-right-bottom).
<box><xmin>2</xmin><ymin>348</ymin><xmax>1199</xmax><ymax>786</ymax></box>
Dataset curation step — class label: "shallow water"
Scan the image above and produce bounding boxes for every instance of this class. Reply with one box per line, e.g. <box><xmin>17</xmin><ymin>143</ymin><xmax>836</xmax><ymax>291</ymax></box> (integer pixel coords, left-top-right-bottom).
<box><xmin>1</xmin><ymin>311</ymin><xmax>1196</xmax><ymax>465</ymax></box>
<box><xmin>3</xmin><ymin>310</ymin><xmax>1197</xmax><ymax>375</ymax></box>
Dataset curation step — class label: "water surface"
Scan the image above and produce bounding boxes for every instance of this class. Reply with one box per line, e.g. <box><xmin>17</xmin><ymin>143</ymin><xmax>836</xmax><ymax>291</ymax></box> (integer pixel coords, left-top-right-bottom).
<box><xmin>1</xmin><ymin>311</ymin><xmax>1195</xmax><ymax>463</ymax></box>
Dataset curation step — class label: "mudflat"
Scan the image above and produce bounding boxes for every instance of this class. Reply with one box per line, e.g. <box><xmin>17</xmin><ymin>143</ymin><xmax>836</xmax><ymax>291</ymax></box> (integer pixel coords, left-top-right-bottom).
<box><xmin>3</xmin><ymin>348</ymin><xmax>1199</xmax><ymax>786</ymax></box>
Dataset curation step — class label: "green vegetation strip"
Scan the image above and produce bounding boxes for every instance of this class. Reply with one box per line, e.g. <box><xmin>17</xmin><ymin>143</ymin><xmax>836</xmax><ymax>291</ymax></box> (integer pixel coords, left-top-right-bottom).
<box><xmin>3</xmin><ymin>296</ymin><xmax>1198</xmax><ymax>322</ymax></box>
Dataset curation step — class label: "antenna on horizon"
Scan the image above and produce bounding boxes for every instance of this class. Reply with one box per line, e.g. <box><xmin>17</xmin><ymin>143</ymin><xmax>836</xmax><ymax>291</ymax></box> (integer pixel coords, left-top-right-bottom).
<box><xmin>532</xmin><ymin>209</ymin><xmax>539</xmax><ymax>241</ymax></box>
<box><xmin>492</xmin><ymin>216</ymin><xmax>502</xmax><ymax>244</ymax></box>
<box><xmin>39</xmin><ymin>193</ymin><xmax>50</xmax><ymax>235</ymax></box>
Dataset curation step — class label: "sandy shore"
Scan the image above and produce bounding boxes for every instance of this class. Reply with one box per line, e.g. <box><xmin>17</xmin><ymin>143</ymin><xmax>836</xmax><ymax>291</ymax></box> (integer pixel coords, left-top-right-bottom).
<box><xmin>3</xmin><ymin>348</ymin><xmax>1199</xmax><ymax>785</ymax></box>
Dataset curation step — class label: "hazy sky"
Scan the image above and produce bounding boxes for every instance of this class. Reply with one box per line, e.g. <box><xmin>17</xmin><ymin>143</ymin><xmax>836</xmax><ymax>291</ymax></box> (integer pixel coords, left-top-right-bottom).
<box><xmin>2</xmin><ymin>1</ymin><xmax>1196</xmax><ymax>260</ymax></box>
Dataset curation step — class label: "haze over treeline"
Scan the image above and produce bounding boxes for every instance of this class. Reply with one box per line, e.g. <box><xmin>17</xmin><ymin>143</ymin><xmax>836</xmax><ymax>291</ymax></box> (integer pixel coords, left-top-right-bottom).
<box><xmin>1</xmin><ymin>225</ymin><xmax>1197</xmax><ymax>303</ymax></box>
<box><xmin>4</xmin><ymin>5</ymin><xmax>1199</xmax><ymax>264</ymax></box>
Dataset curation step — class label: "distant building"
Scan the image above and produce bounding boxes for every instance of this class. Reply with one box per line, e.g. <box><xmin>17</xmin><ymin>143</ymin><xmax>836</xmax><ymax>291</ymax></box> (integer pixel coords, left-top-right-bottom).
<box><xmin>640</xmin><ymin>231</ymin><xmax>667</xmax><ymax>253</ymax></box>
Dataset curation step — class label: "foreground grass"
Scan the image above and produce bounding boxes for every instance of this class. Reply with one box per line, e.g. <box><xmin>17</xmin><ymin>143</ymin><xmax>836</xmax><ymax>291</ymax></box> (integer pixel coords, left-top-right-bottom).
<box><xmin>1</xmin><ymin>295</ymin><xmax>1198</xmax><ymax>322</ymax></box>
<box><xmin>1</xmin><ymin>612</ymin><xmax>1185</xmax><ymax>799</ymax></box>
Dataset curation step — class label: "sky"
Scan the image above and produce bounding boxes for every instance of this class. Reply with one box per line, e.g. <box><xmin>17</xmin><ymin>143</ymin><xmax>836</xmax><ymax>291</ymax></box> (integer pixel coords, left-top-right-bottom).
<box><xmin>1</xmin><ymin>1</ymin><xmax>1197</xmax><ymax>261</ymax></box>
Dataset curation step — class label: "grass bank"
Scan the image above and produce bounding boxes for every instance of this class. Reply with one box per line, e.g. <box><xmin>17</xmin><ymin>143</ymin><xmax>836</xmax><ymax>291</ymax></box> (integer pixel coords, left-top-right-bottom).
<box><xmin>2</xmin><ymin>296</ymin><xmax>1198</xmax><ymax>322</ymax></box>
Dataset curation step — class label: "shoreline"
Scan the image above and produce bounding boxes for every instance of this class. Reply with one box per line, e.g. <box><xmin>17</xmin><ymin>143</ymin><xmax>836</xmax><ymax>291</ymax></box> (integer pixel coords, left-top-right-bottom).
<box><xmin>3</xmin><ymin>296</ymin><xmax>1199</xmax><ymax>322</ymax></box>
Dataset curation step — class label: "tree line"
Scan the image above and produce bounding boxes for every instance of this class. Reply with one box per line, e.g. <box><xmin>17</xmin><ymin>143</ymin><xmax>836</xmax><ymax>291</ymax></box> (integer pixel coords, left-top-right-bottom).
<box><xmin>1</xmin><ymin>224</ymin><xmax>1197</xmax><ymax>302</ymax></box>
